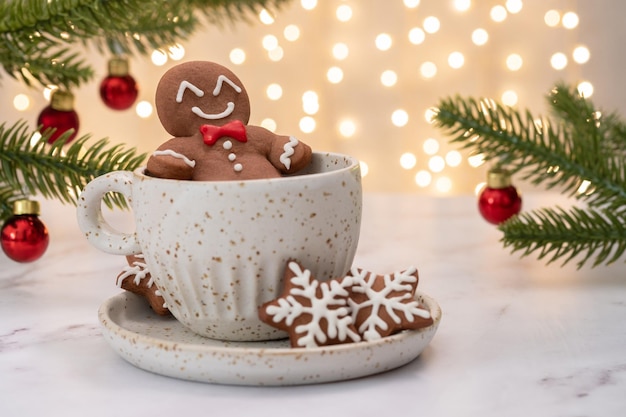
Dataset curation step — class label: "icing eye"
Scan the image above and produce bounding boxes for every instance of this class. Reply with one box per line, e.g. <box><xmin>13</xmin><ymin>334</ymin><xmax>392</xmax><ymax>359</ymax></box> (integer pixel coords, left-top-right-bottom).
<box><xmin>176</xmin><ymin>81</ymin><xmax>204</xmax><ymax>103</ymax></box>
<box><xmin>213</xmin><ymin>75</ymin><xmax>242</xmax><ymax>96</ymax></box>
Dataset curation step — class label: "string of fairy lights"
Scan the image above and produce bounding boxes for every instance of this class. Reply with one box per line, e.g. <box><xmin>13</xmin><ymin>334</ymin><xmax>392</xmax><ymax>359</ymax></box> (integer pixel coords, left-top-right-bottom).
<box><xmin>8</xmin><ymin>0</ymin><xmax>594</xmax><ymax>194</ymax></box>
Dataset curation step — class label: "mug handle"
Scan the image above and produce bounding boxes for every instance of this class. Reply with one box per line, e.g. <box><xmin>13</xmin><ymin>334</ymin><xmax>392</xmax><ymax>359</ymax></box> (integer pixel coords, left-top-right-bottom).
<box><xmin>76</xmin><ymin>170</ymin><xmax>141</xmax><ymax>255</ymax></box>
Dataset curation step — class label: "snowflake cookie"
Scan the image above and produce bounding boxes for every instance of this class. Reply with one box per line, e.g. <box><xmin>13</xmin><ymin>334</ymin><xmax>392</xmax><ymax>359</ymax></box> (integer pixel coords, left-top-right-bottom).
<box><xmin>348</xmin><ymin>266</ymin><xmax>433</xmax><ymax>341</ymax></box>
<box><xmin>258</xmin><ymin>261</ymin><xmax>361</xmax><ymax>348</ymax></box>
<box><xmin>116</xmin><ymin>254</ymin><xmax>170</xmax><ymax>316</ymax></box>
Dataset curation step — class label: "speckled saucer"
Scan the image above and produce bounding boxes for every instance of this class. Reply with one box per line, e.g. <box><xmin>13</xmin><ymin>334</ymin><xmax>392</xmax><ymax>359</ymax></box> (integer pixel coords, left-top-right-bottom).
<box><xmin>98</xmin><ymin>291</ymin><xmax>442</xmax><ymax>386</ymax></box>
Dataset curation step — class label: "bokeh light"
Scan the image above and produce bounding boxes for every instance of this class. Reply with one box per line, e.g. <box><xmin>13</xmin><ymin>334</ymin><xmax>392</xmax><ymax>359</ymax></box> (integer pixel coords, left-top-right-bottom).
<box><xmin>420</xmin><ymin>61</ymin><xmax>438</xmax><ymax>78</ymax></box>
<box><xmin>229</xmin><ymin>48</ymin><xmax>246</xmax><ymax>64</ymax></box>
<box><xmin>409</xmin><ymin>27</ymin><xmax>426</xmax><ymax>44</ymax></box>
<box><xmin>332</xmin><ymin>43</ymin><xmax>349</xmax><ymax>60</ymax></box>
<box><xmin>490</xmin><ymin>5</ymin><xmax>507</xmax><ymax>22</ymax></box>
<box><xmin>135</xmin><ymin>101</ymin><xmax>153</xmax><ymax>118</ymax></box>
<box><xmin>562</xmin><ymin>12</ymin><xmax>579</xmax><ymax>29</ymax></box>
<box><xmin>391</xmin><ymin>109</ymin><xmax>409</xmax><ymax>127</ymax></box>
<box><xmin>472</xmin><ymin>28</ymin><xmax>489</xmax><ymax>45</ymax></box>
<box><xmin>381</xmin><ymin>70</ymin><xmax>398</xmax><ymax>87</ymax></box>
<box><xmin>13</xmin><ymin>94</ymin><xmax>30</xmax><ymax>111</ymax></box>
<box><xmin>550</xmin><ymin>52</ymin><xmax>568</xmax><ymax>70</ymax></box>
<box><xmin>284</xmin><ymin>24</ymin><xmax>300</xmax><ymax>41</ymax></box>
<box><xmin>375</xmin><ymin>33</ymin><xmax>393</xmax><ymax>51</ymax></box>
<box><xmin>336</xmin><ymin>4</ymin><xmax>353</xmax><ymax>22</ymax></box>
<box><xmin>423</xmin><ymin>16</ymin><xmax>441</xmax><ymax>34</ymax></box>
<box><xmin>400</xmin><ymin>152</ymin><xmax>417</xmax><ymax>169</ymax></box>
<box><xmin>506</xmin><ymin>53</ymin><xmax>523</xmax><ymax>71</ymax></box>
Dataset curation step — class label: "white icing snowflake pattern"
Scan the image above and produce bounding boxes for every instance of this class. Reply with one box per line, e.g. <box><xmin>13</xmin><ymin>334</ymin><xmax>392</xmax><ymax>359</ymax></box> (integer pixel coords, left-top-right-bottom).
<box><xmin>265</xmin><ymin>261</ymin><xmax>361</xmax><ymax>348</ymax></box>
<box><xmin>348</xmin><ymin>266</ymin><xmax>431</xmax><ymax>341</ymax></box>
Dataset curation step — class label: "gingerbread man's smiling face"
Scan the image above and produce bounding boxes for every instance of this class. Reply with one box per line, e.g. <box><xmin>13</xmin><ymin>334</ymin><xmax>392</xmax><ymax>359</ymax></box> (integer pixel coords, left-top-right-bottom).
<box><xmin>155</xmin><ymin>61</ymin><xmax>251</xmax><ymax>137</ymax></box>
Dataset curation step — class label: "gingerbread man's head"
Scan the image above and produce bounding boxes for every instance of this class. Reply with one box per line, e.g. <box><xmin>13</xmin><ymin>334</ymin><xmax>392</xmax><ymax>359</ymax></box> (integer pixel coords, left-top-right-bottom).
<box><xmin>155</xmin><ymin>61</ymin><xmax>251</xmax><ymax>137</ymax></box>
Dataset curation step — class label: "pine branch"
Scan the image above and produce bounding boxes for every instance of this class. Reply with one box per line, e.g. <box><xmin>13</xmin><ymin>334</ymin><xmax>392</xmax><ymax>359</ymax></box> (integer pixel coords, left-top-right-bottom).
<box><xmin>0</xmin><ymin>120</ymin><xmax>147</xmax><ymax>221</ymax></box>
<box><xmin>433</xmin><ymin>83</ymin><xmax>626</xmax><ymax>268</ymax></box>
<box><xmin>434</xmin><ymin>83</ymin><xmax>626</xmax><ymax>211</ymax></box>
<box><xmin>0</xmin><ymin>0</ymin><xmax>291</xmax><ymax>88</ymax></box>
<box><xmin>0</xmin><ymin>183</ymin><xmax>16</xmax><ymax>220</ymax></box>
<box><xmin>501</xmin><ymin>206</ymin><xmax>626</xmax><ymax>268</ymax></box>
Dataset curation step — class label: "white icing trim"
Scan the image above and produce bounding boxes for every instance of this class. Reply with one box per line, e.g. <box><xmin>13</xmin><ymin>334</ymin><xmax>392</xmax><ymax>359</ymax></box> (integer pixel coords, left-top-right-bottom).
<box><xmin>176</xmin><ymin>81</ymin><xmax>204</xmax><ymax>103</ymax></box>
<box><xmin>116</xmin><ymin>254</ymin><xmax>150</xmax><ymax>287</ymax></box>
<box><xmin>191</xmin><ymin>102</ymin><xmax>235</xmax><ymax>120</ymax></box>
<box><xmin>280</xmin><ymin>136</ymin><xmax>299</xmax><ymax>170</ymax></box>
<box><xmin>213</xmin><ymin>75</ymin><xmax>242</xmax><ymax>96</ymax></box>
<box><xmin>152</xmin><ymin>149</ymin><xmax>196</xmax><ymax>168</ymax></box>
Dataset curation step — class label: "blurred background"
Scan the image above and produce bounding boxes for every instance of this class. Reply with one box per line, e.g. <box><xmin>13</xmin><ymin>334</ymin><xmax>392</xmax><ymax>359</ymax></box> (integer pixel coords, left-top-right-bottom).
<box><xmin>2</xmin><ymin>0</ymin><xmax>625</xmax><ymax>194</ymax></box>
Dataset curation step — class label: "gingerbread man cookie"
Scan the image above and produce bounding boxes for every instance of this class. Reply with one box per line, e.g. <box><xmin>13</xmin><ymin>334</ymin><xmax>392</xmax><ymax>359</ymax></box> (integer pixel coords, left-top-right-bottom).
<box><xmin>116</xmin><ymin>254</ymin><xmax>170</xmax><ymax>316</ymax></box>
<box><xmin>146</xmin><ymin>61</ymin><xmax>312</xmax><ymax>181</ymax></box>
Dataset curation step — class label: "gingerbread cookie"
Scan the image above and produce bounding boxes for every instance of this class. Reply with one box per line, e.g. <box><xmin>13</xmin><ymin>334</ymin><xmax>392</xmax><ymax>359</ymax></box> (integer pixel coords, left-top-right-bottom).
<box><xmin>146</xmin><ymin>61</ymin><xmax>312</xmax><ymax>181</ymax></box>
<box><xmin>348</xmin><ymin>266</ymin><xmax>433</xmax><ymax>341</ymax></box>
<box><xmin>258</xmin><ymin>261</ymin><xmax>361</xmax><ymax>348</ymax></box>
<box><xmin>259</xmin><ymin>262</ymin><xmax>433</xmax><ymax>347</ymax></box>
<box><xmin>116</xmin><ymin>254</ymin><xmax>170</xmax><ymax>316</ymax></box>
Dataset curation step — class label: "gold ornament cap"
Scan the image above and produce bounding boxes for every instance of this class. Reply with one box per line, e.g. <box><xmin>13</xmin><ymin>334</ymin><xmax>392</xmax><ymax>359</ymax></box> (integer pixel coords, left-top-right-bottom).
<box><xmin>13</xmin><ymin>199</ymin><xmax>41</xmax><ymax>216</ymax></box>
<box><xmin>108</xmin><ymin>57</ymin><xmax>129</xmax><ymax>77</ymax></box>
<box><xmin>50</xmin><ymin>90</ymin><xmax>75</xmax><ymax>111</ymax></box>
<box><xmin>486</xmin><ymin>168</ymin><xmax>512</xmax><ymax>189</ymax></box>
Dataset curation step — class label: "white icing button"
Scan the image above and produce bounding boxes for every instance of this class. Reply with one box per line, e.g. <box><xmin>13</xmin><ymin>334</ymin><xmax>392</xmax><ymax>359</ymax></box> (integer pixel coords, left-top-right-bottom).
<box><xmin>228</xmin><ymin>153</ymin><xmax>237</xmax><ymax>161</ymax></box>
<box><xmin>233</xmin><ymin>163</ymin><xmax>243</xmax><ymax>172</ymax></box>
<box><xmin>223</xmin><ymin>140</ymin><xmax>233</xmax><ymax>150</ymax></box>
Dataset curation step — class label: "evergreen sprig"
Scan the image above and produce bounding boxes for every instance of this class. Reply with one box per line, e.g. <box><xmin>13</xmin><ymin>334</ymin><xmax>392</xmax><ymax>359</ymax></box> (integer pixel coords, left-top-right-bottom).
<box><xmin>503</xmin><ymin>206</ymin><xmax>626</xmax><ymax>268</ymax></box>
<box><xmin>0</xmin><ymin>0</ymin><xmax>290</xmax><ymax>88</ymax></box>
<box><xmin>433</xmin><ymin>83</ymin><xmax>626</xmax><ymax>268</ymax></box>
<box><xmin>0</xmin><ymin>120</ymin><xmax>147</xmax><ymax>220</ymax></box>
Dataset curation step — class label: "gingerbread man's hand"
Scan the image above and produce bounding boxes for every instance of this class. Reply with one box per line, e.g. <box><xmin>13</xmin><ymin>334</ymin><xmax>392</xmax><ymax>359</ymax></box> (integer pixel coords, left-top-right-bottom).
<box><xmin>272</xmin><ymin>135</ymin><xmax>312</xmax><ymax>174</ymax></box>
<box><xmin>246</xmin><ymin>126</ymin><xmax>312</xmax><ymax>174</ymax></box>
<box><xmin>146</xmin><ymin>139</ymin><xmax>196</xmax><ymax>180</ymax></box>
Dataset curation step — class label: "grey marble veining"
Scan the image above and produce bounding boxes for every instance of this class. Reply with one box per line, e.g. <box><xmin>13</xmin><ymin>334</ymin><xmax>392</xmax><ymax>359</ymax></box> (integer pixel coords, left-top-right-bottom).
<box><xmin>1</xmin><ymin>194</ymin><xmax>625</xmax><ymax>416</ymax></box>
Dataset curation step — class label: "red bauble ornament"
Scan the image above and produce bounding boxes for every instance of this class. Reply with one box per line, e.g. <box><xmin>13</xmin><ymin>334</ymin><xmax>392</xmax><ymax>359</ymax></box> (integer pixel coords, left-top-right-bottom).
<box><xmin>100</xmin><ymin>57</ymin><xmax>138</xmax><ymax>110</ymax></box>
<box><xmin>478</xmin><ymin>169</ymin><xmax>522</xmax><ymax>225</ymax></box>
<box><xmin>1</xmin><ymin>200</ymin><xmax>49</xmax><ymax>263</ymax></box>
<box><xmin>37</xmin><ymin>90</ymin><xmax>80</xmax><ymax>144</ymax></box>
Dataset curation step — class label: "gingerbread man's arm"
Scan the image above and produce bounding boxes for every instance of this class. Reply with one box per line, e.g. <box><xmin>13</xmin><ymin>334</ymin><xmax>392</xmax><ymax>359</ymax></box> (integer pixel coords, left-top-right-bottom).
<box><xmin>146</xmin><ymin>138</ymin><xmax>197</xmax><ymax>180</ymax></box>
<box><xmin>246</xmin><ymin>125</ymin><xmax>312</xmax><ymax>174</ymax></box>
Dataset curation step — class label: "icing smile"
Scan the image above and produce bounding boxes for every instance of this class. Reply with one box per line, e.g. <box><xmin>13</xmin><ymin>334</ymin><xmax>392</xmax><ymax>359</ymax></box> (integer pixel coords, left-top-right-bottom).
<box><xmin>191</xmin><ymin>102</ymin><xmax>235</xmax><ymax>119</ymax></box>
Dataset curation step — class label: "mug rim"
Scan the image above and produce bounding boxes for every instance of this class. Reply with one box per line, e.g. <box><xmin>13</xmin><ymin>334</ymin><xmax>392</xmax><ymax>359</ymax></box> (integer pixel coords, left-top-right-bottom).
<box><xmin>134</xmin><ymin>151</ymin><xmax>360</xmax><ymax>184</ymax></box>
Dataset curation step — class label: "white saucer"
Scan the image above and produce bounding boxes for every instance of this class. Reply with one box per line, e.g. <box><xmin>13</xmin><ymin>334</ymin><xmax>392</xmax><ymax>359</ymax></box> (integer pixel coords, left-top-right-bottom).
<box><xmin>98</xmin><ymin>291</ymin><xmax>441</xmax><ymax>386</ymax></box>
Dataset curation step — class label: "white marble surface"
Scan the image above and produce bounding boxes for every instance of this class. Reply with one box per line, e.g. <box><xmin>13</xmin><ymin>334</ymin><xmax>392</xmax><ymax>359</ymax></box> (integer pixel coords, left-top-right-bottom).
<box><xmin>1</xmin><ymin>193</ymin><xmax>625</xmax><ymax>416</ymax></box>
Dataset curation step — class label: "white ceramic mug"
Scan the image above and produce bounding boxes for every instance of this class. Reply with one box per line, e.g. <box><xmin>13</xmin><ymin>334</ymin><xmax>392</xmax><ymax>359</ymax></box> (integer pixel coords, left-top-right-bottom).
<box><xmin>77</xmin><ymin>152</ymin><xmax>362</xmax><ymax>341</ymax></box>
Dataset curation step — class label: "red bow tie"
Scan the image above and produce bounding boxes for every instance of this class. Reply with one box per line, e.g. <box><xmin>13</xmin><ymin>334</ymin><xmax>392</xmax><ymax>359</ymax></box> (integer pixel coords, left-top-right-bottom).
<box><xmin>199</xmin><ymin>120</ymin><xmax>248</xmax><ymax>145</ymax></box>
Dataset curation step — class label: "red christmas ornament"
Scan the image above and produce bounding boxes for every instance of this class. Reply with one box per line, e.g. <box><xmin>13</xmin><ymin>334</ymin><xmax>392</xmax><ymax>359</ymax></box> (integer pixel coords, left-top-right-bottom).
<box><xmin>37</xmin><ymin>90</ymin><xmax>80</xmax><ymax>144</ymax></box>
<box><xmin>99</xmin><ymin>57</ymin><xmax>138</xmax><ymax>110</ymax></box>
<box><xmin>1</xmin><ymin>200</ymin><xmax>49</xmax><ymax>263</ymax></box>
<box><xmin>478</xmin><ymin>168</ymin><xmax>522</xmax><ymax>225</ymax></box>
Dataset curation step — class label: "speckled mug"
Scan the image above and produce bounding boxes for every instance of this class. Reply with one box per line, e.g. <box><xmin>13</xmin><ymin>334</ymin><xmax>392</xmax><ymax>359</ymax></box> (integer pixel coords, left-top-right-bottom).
<box><xmin>77</xmin><ymin>152</ymin><xmax>362</xmax><ymax>341</ymax></box>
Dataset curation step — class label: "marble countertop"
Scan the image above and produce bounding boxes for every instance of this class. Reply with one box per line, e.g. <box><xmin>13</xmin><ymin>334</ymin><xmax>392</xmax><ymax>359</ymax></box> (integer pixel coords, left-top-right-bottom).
<box><xmin>1</xmin><ymin>193</ymin><xmax>625</xmax><ymax>416</ymax></box>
